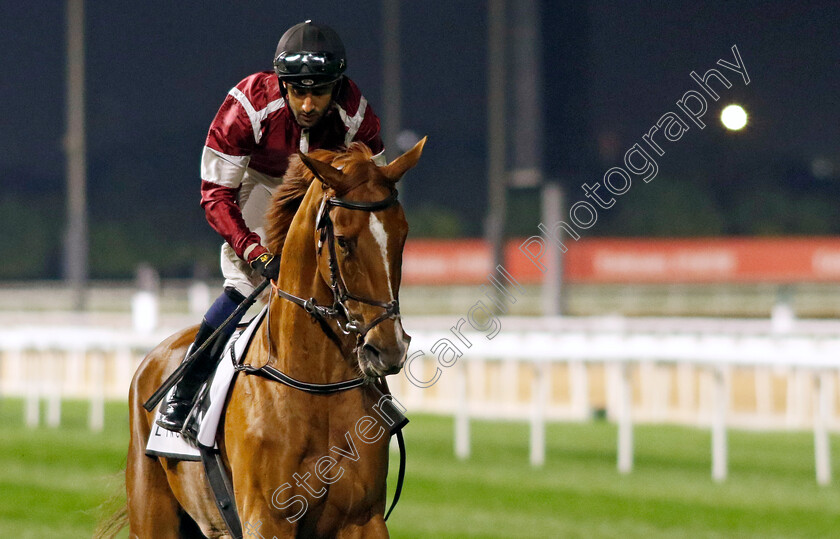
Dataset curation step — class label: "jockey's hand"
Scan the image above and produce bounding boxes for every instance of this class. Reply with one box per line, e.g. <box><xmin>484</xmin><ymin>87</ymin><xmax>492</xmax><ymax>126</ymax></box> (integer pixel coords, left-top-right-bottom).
<box><xmin>250</xmin><ymin>252</ymin><xmax>280</xmax><ymax>282</ymax></box>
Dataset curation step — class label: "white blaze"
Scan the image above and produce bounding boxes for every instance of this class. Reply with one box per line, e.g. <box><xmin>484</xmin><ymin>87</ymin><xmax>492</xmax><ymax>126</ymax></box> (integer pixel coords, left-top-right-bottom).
<box><xmin>369</xmin><ymin>213</ymin><xmax>409</xmax><ymax>359</ymax></box>
<box><xmin>369</xmin><ymin>213</ymin><xmax>394</xmax><ymax>299</ymax></box>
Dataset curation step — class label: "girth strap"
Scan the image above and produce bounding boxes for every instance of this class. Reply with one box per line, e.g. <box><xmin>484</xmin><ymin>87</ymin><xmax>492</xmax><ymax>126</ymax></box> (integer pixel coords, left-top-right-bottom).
<box><xmin>199</xmin><ymin>446</ymin><xmax>243</xmax><ymax>539</ymax></box>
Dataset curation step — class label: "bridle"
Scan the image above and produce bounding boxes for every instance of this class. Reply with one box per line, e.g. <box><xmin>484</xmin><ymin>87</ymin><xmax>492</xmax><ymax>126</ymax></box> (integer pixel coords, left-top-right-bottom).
<box><xmin>228</xmin><ymin>184</ymin><xmax>409</xmax><ymax>534</ymax></box>
<box><xmin>273</xmin><ymin>187</ymin><xmax>401</xmax><ymax>351</ymax></box>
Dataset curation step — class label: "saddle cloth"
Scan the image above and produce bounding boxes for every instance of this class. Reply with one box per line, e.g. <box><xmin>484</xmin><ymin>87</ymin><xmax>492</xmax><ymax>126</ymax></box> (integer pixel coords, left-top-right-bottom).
<box><xmin>145</xmin><ymin>306</ymin><xmax>267</xmax><ymax>460</ymax></box>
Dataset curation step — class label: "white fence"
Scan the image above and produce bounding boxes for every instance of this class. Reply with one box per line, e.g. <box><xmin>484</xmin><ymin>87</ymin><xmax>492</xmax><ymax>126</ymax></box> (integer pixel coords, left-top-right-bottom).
<box><xmin>3</xmin><ymin>315</ymin><xmax>840</xmax><ymax>484</ymax></box>
<box><xmin>0</xmin><ymin>324</ymin><xmax>172</xmax><ymax>430</ymax></box>
<box><xmin>389</xmin><ymin>316</ymin><xmax>840</xmax><ymax>485</ymax></box>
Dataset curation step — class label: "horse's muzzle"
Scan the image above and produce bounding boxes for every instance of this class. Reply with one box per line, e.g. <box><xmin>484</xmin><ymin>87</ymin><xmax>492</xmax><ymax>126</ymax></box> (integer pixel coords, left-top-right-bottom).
<box><xmin>359</xmin><ymin>319</ymin><xmax>410</xmax><ymax>377</ymax></box>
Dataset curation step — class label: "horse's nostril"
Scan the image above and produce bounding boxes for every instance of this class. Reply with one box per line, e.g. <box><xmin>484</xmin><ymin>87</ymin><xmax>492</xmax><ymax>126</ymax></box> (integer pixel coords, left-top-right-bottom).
<box><xmin>363</xmin><ymin>343</ymin><xmax>381</xmax><ymax>361</ymax></box>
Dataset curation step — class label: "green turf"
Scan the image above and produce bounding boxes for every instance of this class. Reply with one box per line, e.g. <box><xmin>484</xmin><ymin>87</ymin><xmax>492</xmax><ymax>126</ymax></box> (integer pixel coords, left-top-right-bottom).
<box><xmin>0</xmin><ymin>398</ymin><xmax>128</xmax><ymax>539</ymax></box>
<box><xmin>1</xmin><ymin>399</ymin><xmax>839</xmax><ymax>538</ymax></box>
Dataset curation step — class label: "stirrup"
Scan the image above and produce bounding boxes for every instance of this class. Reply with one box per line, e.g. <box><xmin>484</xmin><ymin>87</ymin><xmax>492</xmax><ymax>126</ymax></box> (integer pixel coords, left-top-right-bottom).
<box><xmin>180</xmin><ymin>381</ymin><xmax>212</xmax><ymax>441</ymax></box>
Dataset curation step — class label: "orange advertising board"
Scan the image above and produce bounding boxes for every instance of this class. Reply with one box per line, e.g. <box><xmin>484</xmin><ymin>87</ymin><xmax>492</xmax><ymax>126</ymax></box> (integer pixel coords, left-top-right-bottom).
<box><xmin>402</xmin><ymin>237</ymin><xmax>840</xmax><ymax>285</ymax></box>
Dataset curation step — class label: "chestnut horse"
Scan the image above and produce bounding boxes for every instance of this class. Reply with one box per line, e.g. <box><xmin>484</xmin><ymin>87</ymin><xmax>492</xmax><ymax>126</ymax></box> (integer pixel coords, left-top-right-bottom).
<box><xmin>122</xmin><ymin>138</ymin><xmax>425</xmax><ymax>538</ymax></box>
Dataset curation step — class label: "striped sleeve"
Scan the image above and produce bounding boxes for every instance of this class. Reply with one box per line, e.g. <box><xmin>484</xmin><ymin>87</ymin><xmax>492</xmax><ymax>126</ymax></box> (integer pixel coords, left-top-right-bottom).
<box><xmin>200</xmin><ymin>74</ymin><xmax>278</xmax><ymax>261</ymax></box>
<box><xmin>205</xmin><ymin>94</ymin><xmax>257</xmax><ymax>173</ymax></box>
<box><xmin>200</xmin><ymin>180</ymin><xmax>267</xmax><ymax>262</ymax></box>
<box><xmin>353</xmin><ymin>98</ymin><xmax>384</xmax><ymax>156</ymax></box>
<box><xmin>201</xmin><ymin>146</ymin><xmax>250</xmax><ymax>188</ymax></box>
<box><xmin>203</xmin><ymin>74</ymin><xmax>285</xmax><ymax>187</ymax></box>
<box><xmin>336</xmin><ymin>78</ymin><xmax>385</xmax><ymax>158</ymax></box>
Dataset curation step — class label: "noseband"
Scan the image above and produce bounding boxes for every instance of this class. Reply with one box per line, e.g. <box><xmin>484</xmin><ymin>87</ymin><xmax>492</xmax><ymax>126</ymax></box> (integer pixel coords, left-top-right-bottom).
<box><xmin>274</xmin><ymin>188</ymin><xmax>401</xmax><ymax>348</ymax></box>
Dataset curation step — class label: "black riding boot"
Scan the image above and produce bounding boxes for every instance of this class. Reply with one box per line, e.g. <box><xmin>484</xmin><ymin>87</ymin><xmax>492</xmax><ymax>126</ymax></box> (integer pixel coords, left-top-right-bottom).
<box><xmin>156</xmin><ymin>321</ymin><xmax>220</xmax><ymax>432</ymax></box>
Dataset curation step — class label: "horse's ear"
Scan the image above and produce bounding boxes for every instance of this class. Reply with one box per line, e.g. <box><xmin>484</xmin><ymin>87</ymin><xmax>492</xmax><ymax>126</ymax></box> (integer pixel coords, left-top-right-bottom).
<box><xmin>380</xmin><ymin>136</ymin><xmax>427</xmax><ymax>183</ymax></box>
<box><xmin>298</xmin><ymin>152</ymin><xmax>345</xmax><ymax>191</ymax></box>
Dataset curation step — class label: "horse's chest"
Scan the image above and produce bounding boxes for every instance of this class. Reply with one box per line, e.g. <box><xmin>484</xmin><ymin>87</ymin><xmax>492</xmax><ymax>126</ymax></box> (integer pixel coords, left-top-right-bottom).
<box><xmin>237</xmin><ymin>424</ymin><xmax>387</xmax><ymax>520</ymax></box>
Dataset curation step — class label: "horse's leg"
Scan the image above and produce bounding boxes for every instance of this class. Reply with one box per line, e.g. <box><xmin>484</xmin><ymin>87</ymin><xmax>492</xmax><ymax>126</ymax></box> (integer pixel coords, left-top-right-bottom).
<box><xmin>127</xmin><ymin>330</ymin><xmax>214</xmax><ymax>538</ymax></box>
<box><xmin>225</xmin><ymin>375</ymin><xmax>300</xmax><ymax>539</ymax></box>
<box><xmin>127</xmin><ymin>379</ymin><xmax>185</xmax><ymax>538</ymax></box>
<box><xmin>237</xmin><ymin>509</ymin><xmax>297</xmax><ymax>539</ymax></box>
<box><xmin>335</xmin><ymin>516</ymin><xmax>389</xmax><ymax>539</ymax></box>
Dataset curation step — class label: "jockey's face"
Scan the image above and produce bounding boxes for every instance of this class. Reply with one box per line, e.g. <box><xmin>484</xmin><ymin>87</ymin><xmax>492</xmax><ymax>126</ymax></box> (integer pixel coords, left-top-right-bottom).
<box><xmin>284</xmin><ymin>82</ymin><xmax>335</xmax><ymax>128</ymax></box>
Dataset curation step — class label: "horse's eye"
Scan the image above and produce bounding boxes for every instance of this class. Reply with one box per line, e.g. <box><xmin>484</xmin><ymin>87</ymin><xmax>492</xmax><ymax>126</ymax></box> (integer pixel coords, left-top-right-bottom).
<box><xmin>336</xmin><ymin>236</ymin><xmax>350</xmax><ymax>251</ymax></box>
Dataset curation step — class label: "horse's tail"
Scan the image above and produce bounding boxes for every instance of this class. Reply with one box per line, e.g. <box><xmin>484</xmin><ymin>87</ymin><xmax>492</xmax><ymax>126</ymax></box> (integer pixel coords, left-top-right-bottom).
<box><xmin>93</xmin><ymin>502</ymin><xmax>128</xmax><ymax>539</ymax></box>
<box><xmin>92</xmin><ymin>469</ymin><xmax>129</xmax><ymax>539</ymax></box>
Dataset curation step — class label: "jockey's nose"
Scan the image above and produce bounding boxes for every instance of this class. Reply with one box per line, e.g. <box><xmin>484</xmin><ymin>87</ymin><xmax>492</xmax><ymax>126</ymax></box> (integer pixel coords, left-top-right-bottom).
<box><xmin>302</xmin><ymin>96</ymin><xmax>315</xmax><ymax>112</ymax></box>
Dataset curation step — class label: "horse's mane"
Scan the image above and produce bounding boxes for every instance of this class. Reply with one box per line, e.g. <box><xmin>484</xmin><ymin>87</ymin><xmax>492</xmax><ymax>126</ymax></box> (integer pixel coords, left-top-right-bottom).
<box><xmin>265</xmin><ymin>142</ymin><xmax>375</xmax><ymax>256</ymax></box>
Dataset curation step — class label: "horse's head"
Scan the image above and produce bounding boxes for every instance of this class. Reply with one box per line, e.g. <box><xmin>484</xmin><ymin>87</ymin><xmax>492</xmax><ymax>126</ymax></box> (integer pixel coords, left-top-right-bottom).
<box><xmin>298</xmin><ymin>137</ymin><xmax>426</xmax><ymax>378</ymax></box>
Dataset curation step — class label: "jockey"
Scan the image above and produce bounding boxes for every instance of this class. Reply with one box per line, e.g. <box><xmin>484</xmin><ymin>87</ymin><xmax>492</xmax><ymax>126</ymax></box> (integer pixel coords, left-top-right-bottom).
<box><xmin>157</xmin><ymin>20</ymin><xmax>385</xmax><ymax>432</ymax></box>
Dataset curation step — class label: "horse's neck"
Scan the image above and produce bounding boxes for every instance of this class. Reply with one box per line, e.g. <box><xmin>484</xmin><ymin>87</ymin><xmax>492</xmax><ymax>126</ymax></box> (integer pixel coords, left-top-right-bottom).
<box><xmin>263</xmin><ymin>190</ymin><xmax>357</xmax><ymax>384</ymax></box>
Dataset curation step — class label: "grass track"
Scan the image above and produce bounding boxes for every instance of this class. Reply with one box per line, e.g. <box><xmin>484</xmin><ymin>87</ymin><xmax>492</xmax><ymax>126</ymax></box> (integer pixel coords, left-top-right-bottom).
<box><xmin>1</xmin><ymin>399</ymin><xmax>839</xmax><ymax>538</ymax></box>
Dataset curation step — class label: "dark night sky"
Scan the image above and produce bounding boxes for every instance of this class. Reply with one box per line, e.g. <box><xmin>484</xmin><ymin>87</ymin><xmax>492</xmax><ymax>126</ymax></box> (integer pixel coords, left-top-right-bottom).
<box><xmin>1</xmin><ymin>1</ymin><xmax>838</xmax><ymax>252</ymax></box>
<box><xmin>589</xmin><ymin>1</ymin><xmax>839</xmax><ymax>163</ymax></box>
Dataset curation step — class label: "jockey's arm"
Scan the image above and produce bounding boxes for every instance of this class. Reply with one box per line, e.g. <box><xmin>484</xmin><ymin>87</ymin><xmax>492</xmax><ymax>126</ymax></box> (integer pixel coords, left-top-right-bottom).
<box><xmin>200</xmin><ymin>86</ymin><xmax>270</xmax><ymax>264</ymax></box>
<box><xmin>200</xmin><ymin>179</ymin><xmax>268</xmax><ymax>263</ymax></box>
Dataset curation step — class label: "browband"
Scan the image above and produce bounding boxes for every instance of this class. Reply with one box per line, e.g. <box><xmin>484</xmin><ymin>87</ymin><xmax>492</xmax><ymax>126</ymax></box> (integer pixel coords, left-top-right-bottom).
<box><xmin>328</xmin><ymin>189</ymin><xmax>398</xmax><ymax>211</ymax></box>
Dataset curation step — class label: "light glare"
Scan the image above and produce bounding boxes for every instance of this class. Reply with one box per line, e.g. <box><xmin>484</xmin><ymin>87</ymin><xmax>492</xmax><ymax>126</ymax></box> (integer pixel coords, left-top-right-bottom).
<box><xmin>721</xmin><ymin>104</ymin><xmax>747</xmax><ymax>130</ymax></box>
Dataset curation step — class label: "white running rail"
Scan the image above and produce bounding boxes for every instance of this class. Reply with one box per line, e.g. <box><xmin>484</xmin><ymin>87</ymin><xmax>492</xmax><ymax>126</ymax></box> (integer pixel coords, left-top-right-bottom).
<box><xmin>2</xmin><ymin>315</ymin><xmax>840</xmax><ymax>484</ymax></box>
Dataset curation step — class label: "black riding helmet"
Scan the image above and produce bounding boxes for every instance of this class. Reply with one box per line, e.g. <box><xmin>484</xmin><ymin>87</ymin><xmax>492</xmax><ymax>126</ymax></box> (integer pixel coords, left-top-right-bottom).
<box><xmin>274</xmin><ymin>21</ymin><xmax>346</xmax><ymax>93</ymax></box>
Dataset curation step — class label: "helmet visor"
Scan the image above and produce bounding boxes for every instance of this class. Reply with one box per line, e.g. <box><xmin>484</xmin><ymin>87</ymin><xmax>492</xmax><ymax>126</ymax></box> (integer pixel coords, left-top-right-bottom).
<box><xmin>274</xmin><ymin>52</ymin><xmax>343</xmax><ymax>76</ymax></box>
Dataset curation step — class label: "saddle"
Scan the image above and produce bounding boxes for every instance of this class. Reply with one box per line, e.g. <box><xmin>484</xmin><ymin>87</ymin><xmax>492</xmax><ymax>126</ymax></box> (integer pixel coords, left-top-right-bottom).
<box><xmin>145</xmin><ymin>307</ymin><xmax>265</xmax><ymax>460</ymax></box>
